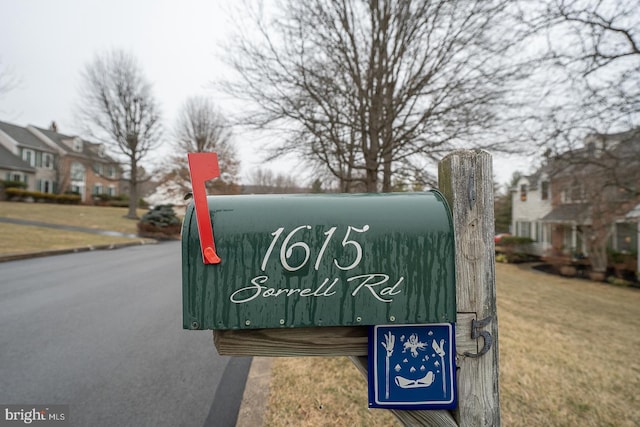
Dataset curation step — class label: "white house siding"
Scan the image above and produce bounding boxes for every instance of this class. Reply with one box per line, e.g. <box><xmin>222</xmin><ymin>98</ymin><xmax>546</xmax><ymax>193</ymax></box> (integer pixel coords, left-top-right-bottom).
<box><xmin>1</xmin><ymin>168</ymin><xmax>36</xmax><ymax>189</ymax></box>
<box><xmin>0</xmin><ymin>123</ymin><xmax>58</xmax><ymax>193</ymax></box>
<box><xmin>511</xmin><ymin>176</ymin><xmax>553</xmax><ymax>256</ymax></box>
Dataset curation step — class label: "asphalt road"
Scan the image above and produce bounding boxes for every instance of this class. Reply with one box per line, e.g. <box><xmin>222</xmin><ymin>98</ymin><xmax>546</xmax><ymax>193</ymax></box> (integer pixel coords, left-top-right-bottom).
<box><xmin>0</xmin><ymin>242</ymin><xmax>251</xmax><ymax>427</ymax></box>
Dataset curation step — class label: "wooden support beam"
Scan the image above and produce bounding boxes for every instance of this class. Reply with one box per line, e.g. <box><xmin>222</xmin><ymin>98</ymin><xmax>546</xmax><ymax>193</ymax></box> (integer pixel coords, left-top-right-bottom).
<box><xmin>438</xmin><ymin>150</ymin><xmax>501</xmax><ymax>427</ymax></box>
<box><xmin>214</xmin><ymin>326</ymin><xmax>368</xmax><ymax>356</ymax></box>
<box><xmin>214</xmin><ymin>317</ymin><xmax>475</xmax><ymax>358</ymax></box>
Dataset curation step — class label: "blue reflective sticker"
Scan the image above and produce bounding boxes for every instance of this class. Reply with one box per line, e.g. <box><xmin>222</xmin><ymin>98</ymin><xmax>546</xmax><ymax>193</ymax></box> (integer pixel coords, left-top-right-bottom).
<box><xmin>368</xmin><ymin>323</ymin><xmax>457</xmax><ymax>410</ymax></box>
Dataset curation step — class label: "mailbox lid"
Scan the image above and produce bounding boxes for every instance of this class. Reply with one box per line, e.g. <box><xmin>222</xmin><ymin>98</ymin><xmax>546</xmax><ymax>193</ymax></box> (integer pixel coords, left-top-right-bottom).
<box><xmin>182</xmin><ymin>191</ymin><xmax>456</xmax><ymax>330</ymax></box>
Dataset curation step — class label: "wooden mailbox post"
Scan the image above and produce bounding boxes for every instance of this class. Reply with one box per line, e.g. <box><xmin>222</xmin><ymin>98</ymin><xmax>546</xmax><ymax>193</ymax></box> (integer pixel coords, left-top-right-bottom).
<box><xmin>182</xmin><ymin>150</ymin><xmax>499</xmax><ymax>426</ymax></box>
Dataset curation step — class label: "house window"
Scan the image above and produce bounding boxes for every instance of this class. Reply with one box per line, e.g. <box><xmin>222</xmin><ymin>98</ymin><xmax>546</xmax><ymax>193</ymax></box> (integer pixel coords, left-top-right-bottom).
<box><xmin>561</xmin><ymin>182</ymin><xmax>586</xmax><ymax>203</ymax></box>
<box><xmin>516</xmin><ymin>221</ymin><xmax>531</xmax><ymax>238</ymax></box>
<box><xmin>94</xmin><ymin>163</ymin><xmax>104</xmax><ymax>176</ymax></box>
<box><xmin>107</xmin><ymin>165</ymin><xmax>116</xmax><ymax>178</ymax></box>
<box><xmin>520</xmin><ymin>184</ymin><xmax>527</xmax><ymax>202</ymax></box>
<box><xmin>541</xmin><ymin>181</ymin><xmax>549</xmax><ymax>200</ymax></box>
<box><xmin>570</xmin><ymin>182</ymin><xmax>585</xmax><ymax>202</ymax></box>
<box><xmin>615</xmin><ymin>185</ymin><xmax>634</xmax><ymax>201</ymax></box>
<box><xmin>43</xmin><ymin>153</ymin><xmax>54</xmax><ymax>169</ymax></box>
<box><xmin>107</xmin><ymin>185</ymin><xmax>116</xmax><ymax>196</ymax></box>
<box><xmin>615</xmin><ymin>222</ymin><xmax>636</xmax><ymax>252</ymax></box>
<box><xmin>70</xmin><ymin>162</ymin><xmax>86</xmax><ymax>181</ymax></box>
<box><xmin>10</xmin><ymin>173</ymin><xmax>28</xmax><ymax>184</ymax></box>
<box><xmin>93</xmin><ymin>183</ymin><xmax>103</xmax><ymax>195</ymax></box>
<box><xmin>22</xmin><ymin>149</ymin><xmax>35</xmax><ymax>167</ymax></box>
<box><xmin>35</xmin><ymin>179</ymin><xmax>52</xmax><ymax>193</ymax></box>
<box><xmin>536</xmin><ymin>222</ymin><xmax>549</xmax><ymax>243</ymax></box>
<box><xmin>73</xmin><ymin>138</ymin><xmax>83</xmax><ymax>152</ymax></box>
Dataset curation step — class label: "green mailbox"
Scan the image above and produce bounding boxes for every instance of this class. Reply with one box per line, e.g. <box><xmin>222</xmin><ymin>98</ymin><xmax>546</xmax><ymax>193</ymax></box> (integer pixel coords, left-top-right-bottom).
<box><xmin>182</xmin><ymin>191</ymin><xmax>456</xmax><ymax>330</ymax></box>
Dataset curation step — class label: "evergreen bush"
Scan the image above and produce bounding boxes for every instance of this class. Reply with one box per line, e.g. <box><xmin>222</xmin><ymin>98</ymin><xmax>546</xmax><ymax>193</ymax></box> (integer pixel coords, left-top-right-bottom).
<box><xmin>137</xmin><ymin>204</ymin><xmax>182</xmax><ymax>239</ymax></box>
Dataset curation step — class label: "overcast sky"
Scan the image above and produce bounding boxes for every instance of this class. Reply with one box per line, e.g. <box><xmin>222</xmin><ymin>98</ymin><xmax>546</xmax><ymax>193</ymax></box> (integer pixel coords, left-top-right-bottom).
<box><xmin>0</xmin><ymin>0</ymin><xmax>529</xmax><ymax>187</ymax></box>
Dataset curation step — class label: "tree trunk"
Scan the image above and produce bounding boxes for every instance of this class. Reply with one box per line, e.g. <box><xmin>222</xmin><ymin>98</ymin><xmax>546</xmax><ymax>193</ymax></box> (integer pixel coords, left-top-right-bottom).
<box><xmin>588</xmin><ymin>242</ymin><xmax>608</xmax><ymax>273</ymax></box>
<box><xmin>382</xmin><ymin>148</ymin><xmax>392</xmax><ymax>193</ymax></box>
<box><xmin>126</xmin><ymin>156</ymin><xmax>139</xmax><ymax>219</ymax></box>
<box><xmin>587</xmin><ymin>222</ymin><xmax>614</xmax><ymax>273</ymax></box>
<box><xmin>365</xmin><ymin>165</ymin><xmax>378</xmax><ymax>192</ymax></box>
<box><xmin>365</xmin><ymin>137</ymin><xmax>379</xmax><ymax>192</ymax></box>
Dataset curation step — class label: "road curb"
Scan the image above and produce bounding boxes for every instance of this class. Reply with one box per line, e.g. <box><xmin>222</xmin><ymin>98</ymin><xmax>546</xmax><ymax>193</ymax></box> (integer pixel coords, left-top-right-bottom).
<box><xmin>0</xmin><ymin>239</ymin><xmax>157</xmax><ymax>263</ymax></box>
<box><xmin>236</xmin><ymin>357</ymin><xmax>273</xmax><ymax>427</ymax></box>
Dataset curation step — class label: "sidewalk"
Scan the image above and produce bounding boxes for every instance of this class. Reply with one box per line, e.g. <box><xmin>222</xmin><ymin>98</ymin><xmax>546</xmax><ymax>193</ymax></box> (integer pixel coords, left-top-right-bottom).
<box><xmin>236</xmin><ymin>357</ymin><xmax>273</xmax><ymax>427</ymax></box>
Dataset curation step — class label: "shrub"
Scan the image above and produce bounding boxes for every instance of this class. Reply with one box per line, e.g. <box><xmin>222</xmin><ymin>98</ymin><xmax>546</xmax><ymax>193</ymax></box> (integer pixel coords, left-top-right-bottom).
<box><xmin>137</xmin><ymin>204</ymin><xmax>182</xmax><ymax>239</ymax></box>
<box><xmin>91</xmin><ymin>194</ymin><xmax>140</xmax><ymax>208</ymax></box>
<box><xmin>5</xmin><ymin>188</ymin><xmax>25</xmax><ymax>200</ymax></box>
<box><xmin>496</xmin><ymin>253</ymin><xmax>509</xmax><ymax>263</ymax></box>
<box><xmin>607</xmin><ymin>276</ymin><xmax>632</xmax><ymax>287</ymax></box>
<box><xmin>4</xmin><ymin>188</ymin><xmax>80</xmax><ymax>204</ymax></box>
<box><xmin>0</xmin><ymin>180</ymin><xmax>27</xmax><ymax>189</ymax></box>
<box><xmin>495</xmin><ymin>236</ymin><xmax>537</xmax><ymax>263</ymax></box>
<box><xmin>499</xmin><ymin>236</ymin><xmax>535</xmax><ymax>246</ymax></box>
<box><xmin>56</xmin><ymin>194</ymin><xmax>82</xmax><ymax>204</ymax></box>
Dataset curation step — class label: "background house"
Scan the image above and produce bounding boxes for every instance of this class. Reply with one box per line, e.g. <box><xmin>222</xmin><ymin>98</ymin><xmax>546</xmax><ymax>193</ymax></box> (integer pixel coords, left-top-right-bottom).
<box><xmin>0</xmin><ymin>121</ymin><xmax>57</xmax><ymax>192</ymax></box>
<box><xmin>28</xmin><ymin>126</ymin><xmax>122</xmax><ymax>202</ymax></box>
<box><xmin>0</xmin><ymin>120</ymin><xmax>122</xmax><ymax>203</ymax></box>
<box><xmin>511</xmin><ymin>130</ymin><xmax>640</xmax><ymax>275</ymax></box>
<box><xmin>0</xmin><ymin>143</ymin><xmax>35</xmax><ymax>188</ymax></box>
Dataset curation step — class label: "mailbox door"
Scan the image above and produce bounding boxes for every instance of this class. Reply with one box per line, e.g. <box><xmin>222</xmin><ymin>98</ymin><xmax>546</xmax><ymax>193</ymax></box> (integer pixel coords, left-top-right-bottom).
<box><xmin>183</xmin><ymin>192</ymin><xmax>455</xmax><ymax>330</ymax></box>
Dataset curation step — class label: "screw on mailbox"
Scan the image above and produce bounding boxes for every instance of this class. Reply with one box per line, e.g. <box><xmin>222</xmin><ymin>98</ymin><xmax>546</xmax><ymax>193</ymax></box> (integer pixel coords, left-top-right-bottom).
<box><xmin>191</xmin><ymin>321</ymin><xmax>199</xmax><ymax>330</ymax></box>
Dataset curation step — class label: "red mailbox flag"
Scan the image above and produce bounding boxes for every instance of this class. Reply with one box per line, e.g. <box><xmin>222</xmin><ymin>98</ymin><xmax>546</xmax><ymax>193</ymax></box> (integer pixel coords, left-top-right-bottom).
<box><xmin>187</xmin><ymin>152</ymin><xmax>221</xmax><ymax>264</ymax></box>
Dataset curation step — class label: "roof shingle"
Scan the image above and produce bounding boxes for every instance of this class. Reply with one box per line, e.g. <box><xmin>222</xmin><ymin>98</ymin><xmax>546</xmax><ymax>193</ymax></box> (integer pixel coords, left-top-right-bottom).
<box><xmin>0</xmin><ymin>121</ymin><xmax>56</xmax><ymax>152</ymax></box>
<box><xmin>0</xmin><ymin>144</ymin><xmax>35</xmax><ymax>173</ymax></box>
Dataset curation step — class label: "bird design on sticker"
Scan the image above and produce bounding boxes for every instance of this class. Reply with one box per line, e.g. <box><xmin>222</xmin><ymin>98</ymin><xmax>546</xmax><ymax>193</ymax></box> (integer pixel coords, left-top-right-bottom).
<box><xmin>403</xmin><ymin>333</ymin><xmax>427</xmax><ymax>357</ymax></box>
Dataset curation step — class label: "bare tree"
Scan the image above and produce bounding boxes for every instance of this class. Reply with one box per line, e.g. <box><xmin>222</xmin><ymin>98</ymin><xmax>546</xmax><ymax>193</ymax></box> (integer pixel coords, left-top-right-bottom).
<box><xmin>494</xmin><ymin>171</ymin><xmax>522</xmax><ymax>234</ymax></box>
<box><xmin>527</xmin><ymin>0</ymin><xmax>640</xmax><ymax>148</ymax></box>
<box><xmin>545</xmin><ymin>130</ymin><xmax>640</xmax><ymax>273</ymax></box>
<box><xmin>223</xmin><ymin>0</ymin><xmax>531</xmax><ymax>192</ymax></box>
<box><xmin>77</xmin><ymin>49</ymin><xmax>162</xmax><ymax>219</ymax></box>
<box><xmin>245</xmin><ymin>167</ymin><xmax>301</xmax><ymax>193</ymax></box>
<box><xmin>520</xmin><ymin>1</ymin><xmax>640</xmax><ymax>273</ymax></box>
<box><xmin>160</xmin><ymin>96</ymin><xmax>240</xmax><ymax>198</ymax></box>
<box><xmin>0</xmin><ymin>58</ymin><xmax>18</xmax><ymax>100</ymax></box>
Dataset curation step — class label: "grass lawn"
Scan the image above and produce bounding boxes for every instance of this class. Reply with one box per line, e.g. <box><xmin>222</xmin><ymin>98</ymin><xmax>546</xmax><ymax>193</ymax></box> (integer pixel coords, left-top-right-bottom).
<box><xmin>0</xmin><ymin>223</ymin><xmax>147</xmax><ymax>256</ymax></box>
<box><xmin>0</xmin><ymin>201</ymin><xmax>147</xmax><ymax>234</ymax></box>
<box><xmin>263</xmin><ymin>263</ymin><xmax>640</xmax><ymax>427</ymax></box>
<box><xmin>0</xmin><ymin>201</ymin><xmax>153</xmax><ymax>255</ymax></box>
